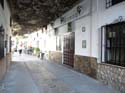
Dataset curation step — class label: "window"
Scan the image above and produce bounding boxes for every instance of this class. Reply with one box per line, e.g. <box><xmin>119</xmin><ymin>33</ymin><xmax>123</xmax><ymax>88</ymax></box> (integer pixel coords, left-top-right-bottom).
<box><xmin>54</xmin><ymin>28</ymin><xmax>58</xmax><ymax>36</ymax></box>
<box><xmin>56</xmin><ymin>36</ymin><xmax>61</xmax><ymax>51</ymax></box>
<box><xmin>0</xmin><ymin>0</ymin><xmax>4</xmax><ymax>9</ymax></box>
<box><xmin>106</xmin><ymin>0</ymin><xmax>124</xmax><ymax>8</ymax></box>
<box><xmin>54</xmin><ymin>28</ymin><xmax>62</xmax><ymax>51</ymax></box>
<box><xmin>68</xmin><ymin>22</ymin><xmax>72</xmax><ymax>32</ymax></box>
<box><xmin>101</xmin><ymin>22</ymin><xmax>125</xmax><ymax>67</ymax></box>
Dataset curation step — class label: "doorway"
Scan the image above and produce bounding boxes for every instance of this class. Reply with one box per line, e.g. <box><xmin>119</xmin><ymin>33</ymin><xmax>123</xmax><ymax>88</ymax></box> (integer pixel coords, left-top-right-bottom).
<box><xmin>63</xmin><ymin>32</ymin><xmax>75</xmax><ymax>67</ymax></box>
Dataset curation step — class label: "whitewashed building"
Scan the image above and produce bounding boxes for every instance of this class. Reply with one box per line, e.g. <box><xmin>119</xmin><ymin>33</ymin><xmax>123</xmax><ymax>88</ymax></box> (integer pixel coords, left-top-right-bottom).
<box><xmin>0</xmin><ymin>0</ymin><xmax>12</xmax><ymax>80</ymax></box>
<box><xmin>39</xmin><ymin>0</ymin><xmax>125</xmax><ymax>92</ymax></box>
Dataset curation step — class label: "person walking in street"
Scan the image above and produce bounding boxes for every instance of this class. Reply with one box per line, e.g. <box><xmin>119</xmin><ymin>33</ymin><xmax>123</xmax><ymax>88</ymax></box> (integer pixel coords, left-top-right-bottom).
<box><xmin>18</xmin><ymin>44</ymin><xmax>23</xmax><ymax>55</ymax></box>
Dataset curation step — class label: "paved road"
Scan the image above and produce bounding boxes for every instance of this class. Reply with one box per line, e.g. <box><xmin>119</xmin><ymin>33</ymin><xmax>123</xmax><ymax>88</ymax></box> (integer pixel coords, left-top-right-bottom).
<box><xmin>0</xmin><ymin>52</ymin><xmax>120</xmax><ymax>93</ymax></box>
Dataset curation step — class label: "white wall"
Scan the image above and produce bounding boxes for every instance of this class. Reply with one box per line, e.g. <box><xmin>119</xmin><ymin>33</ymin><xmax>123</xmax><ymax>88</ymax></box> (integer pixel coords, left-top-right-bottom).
<box><xmin>58</xmin><ymin>24</ymin><xmax>68</xmax><ymax>35</ymax></box>
<box><xmin>91</xmin><ymin>0</ymin><xmax>125</xmax><ymax>62</ymax></box>
<box><xmin>98</xmin><ymin>0</ymin><xmax>125</xmax><ymax>26</ymax></box>
<box><xmin>0</xmin><ymin>0</ymin><xmax>11</xmax><ymax>55</ymax></box>
<box><xmin>69</xmin><ymin>0</ymin><xmax>125</xmax><ymax>61</ymax></box>
<box><xmin>90</xmin><ymin>0</ymin><xmax>99</xmax><ymax>58</ymax></box>
<box><xmin>45</xmin><ymin>0</ymin><xmax>125</xmax><ymax>63</ymax></box>
<box><xmin>51</xmin><ymin>0</ymin><xmax>92</xmax><ymax>55</ymax></box>
<box><xmin>74</xmin><ymin>16</ymin><xmax>91</xmax><ymax>56</ymax></box>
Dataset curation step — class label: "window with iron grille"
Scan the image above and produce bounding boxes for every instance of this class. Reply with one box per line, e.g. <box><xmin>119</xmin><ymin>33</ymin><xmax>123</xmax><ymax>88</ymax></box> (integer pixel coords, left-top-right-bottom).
<box><xmin>106</xmin><ymin>0</ymin><xmax>124</xmax><ymax>8</ymax></box>
<box><xmin>0</xmin><ymin>0</ymin><xmax>4</xmax><ymax>9</ymax></box>
<box><xmin>101</xmin><ymin>22</ymin><xmax>125</xmax><ymax>67</ymax></box>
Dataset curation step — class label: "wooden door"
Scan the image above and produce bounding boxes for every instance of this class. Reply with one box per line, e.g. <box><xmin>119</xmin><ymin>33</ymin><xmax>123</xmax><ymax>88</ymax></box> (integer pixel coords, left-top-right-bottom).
<box><xmin>63</xmin><ymin>32</ymin><xmax>74</xmax><ymax>67</ymax></box>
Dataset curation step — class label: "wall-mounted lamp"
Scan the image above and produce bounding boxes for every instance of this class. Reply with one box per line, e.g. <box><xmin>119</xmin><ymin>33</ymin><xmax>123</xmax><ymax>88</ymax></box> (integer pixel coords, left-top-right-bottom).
<box><xmin>50</xmin><ymin>22</ymin><xmax>54</xmax><ymax>27</ymax></box>
<box><xmin>77</xmin><ymin>5</ymin><xmax>82</xmax><ymax>14</ymax></box>
<box><xmin>60</xmin><ymin>17</ymin><xmax>64</xmax><ymax>23</ymax></box>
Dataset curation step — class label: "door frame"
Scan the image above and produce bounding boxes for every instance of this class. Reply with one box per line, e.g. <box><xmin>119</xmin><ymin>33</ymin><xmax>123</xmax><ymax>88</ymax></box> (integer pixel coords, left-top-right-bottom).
<box><xmin>63</xmin><ymin>32</ymin><xmax>75</xmax><ymax>67</ymax></box>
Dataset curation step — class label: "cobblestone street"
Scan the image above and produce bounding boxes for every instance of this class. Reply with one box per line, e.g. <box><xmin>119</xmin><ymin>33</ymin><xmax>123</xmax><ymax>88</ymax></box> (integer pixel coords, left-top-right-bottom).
<box><xmin>0</xmin><ymin>53</ymin><xmax>120</xmax><ymax>93</ymax></box>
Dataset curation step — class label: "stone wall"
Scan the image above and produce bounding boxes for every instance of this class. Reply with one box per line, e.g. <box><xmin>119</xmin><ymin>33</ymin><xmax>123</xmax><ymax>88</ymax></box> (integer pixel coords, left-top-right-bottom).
<box><xmin>97</xmin><ymin>63</ymin><xmax>125</xmax><ymax>93</ymax></box>
<box><xmin>49</xmin><ymin>51</ymin><xmax>62</xmax><ymax>64</ymax></box>
<box><xmin>74</xmin><ymin>55</ymin><xmax>97</xmax><ymax>79</ymax></box>
<box><xmin>0</xmin><ymin>53</ymin><xmax>11</xmax><ymax>80</ymax></box>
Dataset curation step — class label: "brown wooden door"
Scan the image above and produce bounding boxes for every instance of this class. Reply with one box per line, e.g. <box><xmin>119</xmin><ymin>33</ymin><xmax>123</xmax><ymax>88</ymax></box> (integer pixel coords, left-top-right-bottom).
<box><xmin>63</xmin><ymin>32</ymin><xmax>74</xmax><ymax>67</ymax></box>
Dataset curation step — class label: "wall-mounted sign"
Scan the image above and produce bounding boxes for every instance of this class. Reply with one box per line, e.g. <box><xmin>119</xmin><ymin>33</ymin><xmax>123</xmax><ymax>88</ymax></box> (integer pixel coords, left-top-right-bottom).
<box><xmin>60</xmin><ymin>0</ymin><xmax>90</xmax><ymax>24</ymax></box>
<box><xmin>82</xmin><ymin>40</ymin><xmax>86</xmax><ymax>48</ymax></box>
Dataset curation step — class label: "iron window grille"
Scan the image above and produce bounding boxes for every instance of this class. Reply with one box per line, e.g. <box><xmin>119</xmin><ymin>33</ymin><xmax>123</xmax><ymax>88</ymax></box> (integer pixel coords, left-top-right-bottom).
<box><xmin>101</xmin><ymin>21</ymin><xmax>125</xmax><ymax>67</ymax></box>
<box><xmin>106</xmin><ymin>0</ymin><xmax>124</xmax><ymax>8</ymax></box>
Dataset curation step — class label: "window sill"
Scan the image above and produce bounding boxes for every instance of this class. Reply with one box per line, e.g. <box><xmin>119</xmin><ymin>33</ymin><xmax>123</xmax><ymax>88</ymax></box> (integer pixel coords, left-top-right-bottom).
<box><xmin>99</xmin><ymin>62</ymin><xmax>125</xmax><ymax>69</ymax></box>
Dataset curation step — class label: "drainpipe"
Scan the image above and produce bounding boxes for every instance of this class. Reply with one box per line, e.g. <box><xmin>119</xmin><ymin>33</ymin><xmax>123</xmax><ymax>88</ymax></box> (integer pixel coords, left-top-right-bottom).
<box><xmin>89</xmin><ymin>0</ymin><xmax>92</xmax><ymax>57</ymax></box>
<box><xmin>96</xmin><ymin>0</ymin><xmax>100</xmax><ymax>63</ymax></box>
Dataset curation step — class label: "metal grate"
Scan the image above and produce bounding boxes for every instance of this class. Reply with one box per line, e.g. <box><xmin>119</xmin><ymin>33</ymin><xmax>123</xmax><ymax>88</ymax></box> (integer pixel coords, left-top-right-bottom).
<box><xmin>101</xmin><ymin>22</ymin><xmax>125</xmax><ymax>67</ymax></box>
<box><xmin>63</xmin><ymin>32</ymin><xmax>74</xmax><ymax>67</ymax></box>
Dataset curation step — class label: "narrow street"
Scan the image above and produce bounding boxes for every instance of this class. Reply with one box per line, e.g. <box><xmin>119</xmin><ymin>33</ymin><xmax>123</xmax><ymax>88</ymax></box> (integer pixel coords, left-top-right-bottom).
<box><xmin>0</xmin><ymin>53</ymin><xmax>119</xmax><ymax>93</ymax></box>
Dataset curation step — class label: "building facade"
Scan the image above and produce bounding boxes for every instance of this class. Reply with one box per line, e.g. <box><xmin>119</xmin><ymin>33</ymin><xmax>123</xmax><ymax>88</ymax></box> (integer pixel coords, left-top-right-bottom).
<box><xmin>19</xmin><ymin>0</ymin><xmax>125</xmax><ymax>92</ymax></box>
<box><xmin>36</xmin><ymin>0</ymin><xmax>125</xmax><ymax>92</ymax></box>
<box><xmin>0</xmin><ymin>0</ymin><xmax>12</xmax><ymax>80</ymax></box>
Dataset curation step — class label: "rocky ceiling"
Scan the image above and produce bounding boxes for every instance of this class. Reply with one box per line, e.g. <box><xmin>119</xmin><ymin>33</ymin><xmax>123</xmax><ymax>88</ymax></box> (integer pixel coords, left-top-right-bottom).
<box><xmin>8</xmin><ymin>0</ymin><xmax>79</xmax><ymax>35</ymax></box>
